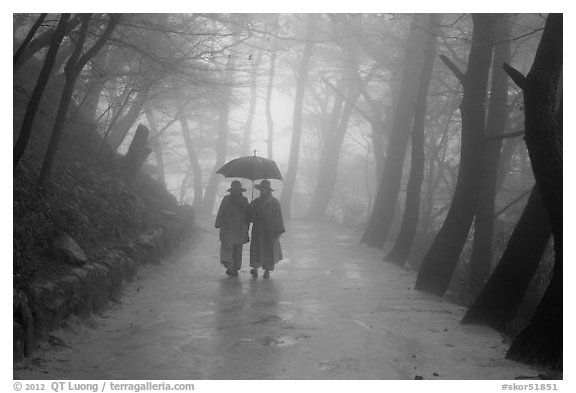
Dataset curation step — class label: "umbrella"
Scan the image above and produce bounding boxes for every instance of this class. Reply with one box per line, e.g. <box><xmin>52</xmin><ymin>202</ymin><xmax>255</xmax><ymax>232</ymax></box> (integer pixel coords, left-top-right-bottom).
<box><xmin>216</xmin><ymin>151</ymin><xmax>283</xmax><ymax>181</ymax></box>
<box><xmin>216</xmin><ymin>151</ymin><xmax>283</xmax><ymax>199</ymax></box>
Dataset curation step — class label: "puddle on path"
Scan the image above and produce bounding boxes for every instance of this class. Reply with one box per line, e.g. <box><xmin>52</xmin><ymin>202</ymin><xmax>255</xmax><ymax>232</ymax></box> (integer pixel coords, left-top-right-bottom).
<box><xmin>236</xmin><ymin>335</ymin><xmax>309</xmax><ymax>348</ymax></box>
<box><xmin>261</xmin><ymin>335</ymin><xmax>306</xmax><ymax>347</ymax></box>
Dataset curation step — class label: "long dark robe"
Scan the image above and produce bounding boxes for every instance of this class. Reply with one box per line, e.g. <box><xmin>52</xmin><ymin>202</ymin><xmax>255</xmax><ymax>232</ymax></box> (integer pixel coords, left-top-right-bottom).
<box><xmin>215</xmin><ymin>194</ymin><xmax>250</xmax><ymax>245</ymax></box>
<box><xmin>249</xmin><ymin>194</ymin><xmax>285</xmax><ymax>271</ymax></box>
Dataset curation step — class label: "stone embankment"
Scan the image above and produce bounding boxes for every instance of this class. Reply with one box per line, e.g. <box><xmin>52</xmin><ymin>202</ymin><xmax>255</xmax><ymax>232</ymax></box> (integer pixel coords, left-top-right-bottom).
<box><xmin>13</xmin><ymin>206</ymin><xmax>195</xmax><ymax>362</ymax></box>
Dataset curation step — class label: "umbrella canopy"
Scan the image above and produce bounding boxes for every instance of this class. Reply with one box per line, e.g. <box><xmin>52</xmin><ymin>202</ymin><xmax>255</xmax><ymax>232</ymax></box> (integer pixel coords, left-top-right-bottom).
<box><xmin>216</xmin><ymin>153</ymin><xmax>283</xmax><ymax>181</ymax></box>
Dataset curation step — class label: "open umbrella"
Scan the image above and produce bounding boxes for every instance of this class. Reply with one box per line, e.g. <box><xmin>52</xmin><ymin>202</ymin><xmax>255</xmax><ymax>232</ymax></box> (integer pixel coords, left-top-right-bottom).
<box><xmin>216</xmin><ymin>151</ymin><xmax>283</xmax><ymax>181</ymax></box>
<box><xmin>216</xmin><ymin>151</ymin><xmax>283</xmax><ymax>199</ymax></box>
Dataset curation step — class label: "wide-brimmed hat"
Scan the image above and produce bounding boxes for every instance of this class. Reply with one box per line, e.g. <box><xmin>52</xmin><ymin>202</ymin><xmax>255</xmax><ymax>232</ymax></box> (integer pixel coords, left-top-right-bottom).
<box><xmin>254</xmin><ymin>179</ymin><xmax>274</xmax><ymax>191</ymax></box>
<box><xmin>227</xmin><ymin>180</ymin><xmax>246</xmax><ymax>192</ymax></box>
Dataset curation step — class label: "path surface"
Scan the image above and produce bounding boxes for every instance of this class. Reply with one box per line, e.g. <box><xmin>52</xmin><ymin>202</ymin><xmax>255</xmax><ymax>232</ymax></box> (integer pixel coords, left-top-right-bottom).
<box><xmin>14</xmin><ymin>220</ymin><xmax>541</xmax><ymax>380</ymax></box>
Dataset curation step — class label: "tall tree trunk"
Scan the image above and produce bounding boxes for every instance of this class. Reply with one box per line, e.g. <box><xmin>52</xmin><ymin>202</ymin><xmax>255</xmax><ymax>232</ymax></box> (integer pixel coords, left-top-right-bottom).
<box><xmin>145</xmin><ymin>108</ymin><xmax>166</xmax><ymax>187</ymax></box>
<box><xmin>75</xmin><ymin>45</ymin><xmax>111</xmax><ymax>123</ymax></box>
<box><xmin>420</xmin><ymin>96</ymin><xmax>458</xmax><ymax>239</ymax></box>
<box><xmin>241</xmin><ymin>51</ymin><xmax>262</xmax><ymax>156</ymax></box>
<box><xmin>462</xmin><ymin>187</ymin><xmax>550</xmax><ymax>330</ymax></box>
<box><xmin>38</xmin><ymin>14</ymin><xmax>120</xmax><ymax>189</ymax></box>
<box><xmin>202</xmin><ymin>43</ymin><xmax>237</xmax><ymax>215</ymax></box>
<box><xmin>76</xmin><ymin>76</ymin><xmax>106</xmax><ymax>124</ymax></box>
<box><xmin>265</xmin><ymin>15</ymin><xmax>279</xmax><ymax>160</ymax></box>
<box><xmin>357</xmin><ymin>81</ymin><xmax>386</xmax><ymax>182</ymax></box>
<box><xmin>307</xmin><ymin>78</ymin><xmax>345</xmax><ymax>220</ymax></box>
<box><xmin>13</xmin><ymin>13</ymin><xmax>47</xmax><ymax>67</ymax></box>
<box><xmin>385</xmin><ymin>14</ymin><xmax>439</xmax><ymax>265</ymax></box>
<box><xmin>370</xmin><ymin>120</ymin><xmax>385</xmax><ymax>181</ymax></box>
<box><xmin>468</xmin><ymin>15</ymin><xmax>512</xmax><ymax>298</ymax></box>
<box><xmin>106</xmin><ymin>86</ymin><xmax>150</xmax><ymax>152</ymax></box>
<box><xmin>202</xmin><ymin>101</ymin><xmax>230</xmax><ymax>215</ymax></box>
<box><xmin>280</xmin><ymin>15</ymin><xmax>316</xmax><ymax>219</ymax></box>
<box><xmin>122</xmin><ymin>124</ymin><xmax>151</xmax><ymax>180</ymax></box>
<box><xmin>420</xmin><ymin>155</ymin><xmax>435</xmax><ymax>241</ymax></box>
<box><xmin>495</xmin><ymin>135</ymin><xmax>522</xmax><ymax>192</ymax></box>
<box><xmin>96</xmin><ymin>84</ymin><xmax>137</xmax><ymax>160</ymax></box>
<box><xmin>13</xmin><ymin>15</ymin><xmax>81</xmax><ymax>72</ymax></box>
<box><xmin>415</xmin><ymin>14</ymin><xmax>496</xmax><ymax>296</ymax></box>
<box><xmin>308</xmin><ymin>71</ymin><xmax>362</xmax><ymax>220</ymax></box>
<box><xmin>360</xmin><ymin>14</ymin><xmax>430</xmax><ymax>247</ymax></box>
<box><xmin>503</xmin><ymin>13</ymin><xmax>562</xmax><ymax>371</ymax></box>
<box><xmin>180</xmin><ymin>116</ymin><xmax>204</xmax><ymax>213</ymax></box>
<box><xmin>13</xmin><ymin>13</ymin><xmax>70</xmax><ymax>170</ymax></box>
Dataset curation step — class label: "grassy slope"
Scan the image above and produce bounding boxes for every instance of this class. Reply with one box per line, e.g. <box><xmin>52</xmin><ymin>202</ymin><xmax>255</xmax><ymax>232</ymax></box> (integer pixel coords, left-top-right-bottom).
<box><xmin>14</xmin><ymin>62</ymin><xmax>179</xmax><ymax>289</ymax></box>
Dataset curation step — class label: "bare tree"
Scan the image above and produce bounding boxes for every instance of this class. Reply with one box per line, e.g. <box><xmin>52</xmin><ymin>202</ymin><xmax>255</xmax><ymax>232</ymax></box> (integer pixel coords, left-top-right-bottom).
<box><xmin>106</xmin><ymin>87</ymin><xmax>151</xmax><ymax>152</ymax></box>
<box><xmin>415</xmin><ymin>14</ymin><xmax>496</xmax><ymax>296</ymax></box>
<box><xmin>385</xmin><ymin>14</ymin><xmax>440</xmax><ymax>265</ymax></box>
<box><xmin>280</xmin><ymin>15</ymin><xmax>316</xmax><ymax>219</ymax></box>
<box><xmin>202</xmin><ymin>38</ymin><xmax>238</xmax><ymax>215</ymax></box>
<box><xmin>145</xmin><ymin>107</ymin><xmax>166</xmax><ymax>187</ymax></box>
<box><xmin>503</xmin><ymin>13</ymin><xmax>562</xmax><ymax>371</ymax></box>
<box><xmin>468</xmin><ymin>15</ymin><xmax>512</xmax><ymax>297</ymax></box>
<box><xmin>13</xmin><ymin>13</ymin><xmax>47</xmax><ymax>67</ymax></box>
<box><xmin>265</xmin><ymin>14</ymin><xmax>280</xmax><ymax>159</ymax></box>
<box><xmin>241</xmin><ymin>51</ymin><xmax>263</xmax><ymax>155</ymax></box>
<box><xmin>13</xmin><ymin>14</ymin><xmax>81</xmax><ymax>72</ymax></box>
<box><xmin>38</xmin><ymin>14</ymin><xmax>121</xmax><ymax>189</ymax></box>
<box><xmin>360</xmin><ymin>14</ymin><xmax>430</xmax><ymax>248</ymax></box>
<box><xmin>179</xmin><ymin>116</ymin><xmax>204</xmax><ymax>213</ymax></box>
<box><xmin>307</xmin><ymin>52</ymin><xmax>370</xmax><ymax>221</ymax></box>
<box><xmin>13</xmin><ymin>13</ymin><xmax>70</xmax><ymax>170</ymax></box>
<box><xmin>462</xmin><ymin>186</ymin><xmax>550</xmax><ymax>331</ymax></box>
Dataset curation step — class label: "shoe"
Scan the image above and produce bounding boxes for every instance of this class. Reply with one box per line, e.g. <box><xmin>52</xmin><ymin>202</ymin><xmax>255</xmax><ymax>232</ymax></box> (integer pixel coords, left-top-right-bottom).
<box><xmin>250</xmin><ymin>268</ymin><xmax>258</xmax><ymax>278</ymax></box>
<box><xmin>232</xmin><ymin>269</ymin><xmax>239</xmax><ymax>277</ymax></box>
<box><xmin>263</xmin><ymin>270</ymin><xmax>270</xmax><ymax>279</ymax></box>
<box><xmin>225</xmin><ymin>268</ymin><xmax>234</xmax><ymax>276</ymax></box>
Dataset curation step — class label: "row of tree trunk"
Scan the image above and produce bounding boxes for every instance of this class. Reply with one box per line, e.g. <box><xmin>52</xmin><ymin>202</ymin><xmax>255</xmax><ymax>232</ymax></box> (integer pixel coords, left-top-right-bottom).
<box><xmin>362</xmin><ymin>13</ymin><xmax>562</xmax><ymax>371</ymax></box>
<box><xmin>243</xmin><ymin>13</ymin><xmax>561</xmax><ymax>372</ymax></box>
<box><xmin>360</xmin><ymin>14</ymin><xmax>431</xmax><ymax>248</ymax></box>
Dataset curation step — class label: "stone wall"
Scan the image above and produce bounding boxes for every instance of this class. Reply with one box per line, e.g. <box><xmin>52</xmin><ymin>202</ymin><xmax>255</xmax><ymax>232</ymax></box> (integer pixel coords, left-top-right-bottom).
<box><xmin>13</xmin><ymin>205</ymin><xmax>195</xmax><ymax>362</ymax></box>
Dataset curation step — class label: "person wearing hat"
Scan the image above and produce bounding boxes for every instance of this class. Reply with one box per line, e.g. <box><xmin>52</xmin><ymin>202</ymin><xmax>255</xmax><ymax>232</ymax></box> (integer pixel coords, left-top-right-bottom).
<box><xmin>215</xmin><ymin>180</ymin><xmax>250</xmax><ymax>276</ymax></box>
<box><xmin>249</xmin><ymin>179</ymin><xmax>285</xmax><ymax>278</ymax></box>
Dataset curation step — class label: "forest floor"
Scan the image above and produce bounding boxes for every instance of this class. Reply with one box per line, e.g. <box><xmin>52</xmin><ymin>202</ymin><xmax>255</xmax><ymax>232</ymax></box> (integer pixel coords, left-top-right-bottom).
<box><xmin>14</xmin><ymin>218</ymin><xmax>545</xmax><ymax>380</ymax></box>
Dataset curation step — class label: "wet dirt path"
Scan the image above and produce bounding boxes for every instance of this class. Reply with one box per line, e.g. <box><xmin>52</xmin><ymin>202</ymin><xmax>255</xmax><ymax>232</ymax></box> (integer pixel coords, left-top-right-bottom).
<box><xmin>14</xmin><ymin>220</ymin><xmax>540</xmax><ymax>379</ymax></box>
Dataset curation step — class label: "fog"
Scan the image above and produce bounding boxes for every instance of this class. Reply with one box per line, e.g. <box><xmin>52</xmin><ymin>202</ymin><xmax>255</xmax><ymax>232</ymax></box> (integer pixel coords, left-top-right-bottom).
<box><xmin>13</xmin><ymin>13</ymin><xmax>562</xmax><ymax>376</ymax></box>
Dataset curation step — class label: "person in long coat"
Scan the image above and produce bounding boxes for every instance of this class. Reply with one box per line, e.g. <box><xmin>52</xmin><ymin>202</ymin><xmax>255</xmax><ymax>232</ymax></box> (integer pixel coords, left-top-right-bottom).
<box><xmin>215</xmin><ymin>180</ymin><xmax>250</xmax><ymax>277</ymax></box>
<box><xmin>249</xmin><ymin>179</ymin><xmax>285</xmax><ymax>279</ymax></box>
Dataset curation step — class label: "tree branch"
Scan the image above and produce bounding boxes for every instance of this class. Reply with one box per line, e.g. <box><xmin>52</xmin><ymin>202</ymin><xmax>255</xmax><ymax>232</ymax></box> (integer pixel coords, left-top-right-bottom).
<box><xmin>502</xmin><ymin>63</ymin><xmax>526</xmax><ymax>90</ymax></box>
<box><xmin>493</xmin><ymin>188</ymin><xmax>532</xmax><ymax>219</ymax></box>
<box><xmin>439</xmin><ymin>54</ymin><xmax>465</xmax><ymax>82</ymax></box>
<box><xmin>485</xmin><ymin>130</ymin><xmax>525</xmax><ymax>142</ymax></box>
<box><xmin>65</xmin><ymin>15</ymin><xmax>91</xmax><ymax>79</ymax></box>
<box><xmin>322</xmin><ymin>78</ymin><xmax>372</xmax><ymax>123</ymax></box>
<box><xmin>75</xmin><ymin>14</ymin><xmax>122</xmax><ymax>75</ymax></box>
<box><xmin>13</xmin><ymin>14</ymin><xmax>81</xmax><ymax>72</ymax></box>
<box><xmin>357</xmin><ymin>74</ymin><xmax>383</xmax><ymax>120</ymax></box>
<box><xmin>13</xmin><ymin>13</ymin><xmax>47</xmax><ymax>66</ymax></box>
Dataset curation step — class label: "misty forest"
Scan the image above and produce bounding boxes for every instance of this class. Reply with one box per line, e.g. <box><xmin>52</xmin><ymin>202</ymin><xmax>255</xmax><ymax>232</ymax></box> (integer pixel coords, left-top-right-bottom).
<box><xmin>13</xmin><ymin>13</ymin><xmax>562</xmax><ymax>379</ymax></box>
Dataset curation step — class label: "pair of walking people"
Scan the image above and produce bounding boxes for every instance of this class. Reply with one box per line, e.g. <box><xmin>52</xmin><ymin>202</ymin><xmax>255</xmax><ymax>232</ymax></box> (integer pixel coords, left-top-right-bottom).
<box><xmin>215</xmin><ymin>179</ymin><xmax>285</xmax><ymax>279</ymax></box>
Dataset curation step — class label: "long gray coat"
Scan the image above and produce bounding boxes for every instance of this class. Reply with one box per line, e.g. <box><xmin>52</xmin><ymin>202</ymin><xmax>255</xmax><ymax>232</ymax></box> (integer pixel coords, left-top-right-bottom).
<box><xmin>249</xmin><ymin>195</ymin><xmax>285</xmax><ymax>270</ymax></box>
<box><xmin>215</xmin><ymin>194</ymin><xmax>250</xmax><ymax>245</ymax></box>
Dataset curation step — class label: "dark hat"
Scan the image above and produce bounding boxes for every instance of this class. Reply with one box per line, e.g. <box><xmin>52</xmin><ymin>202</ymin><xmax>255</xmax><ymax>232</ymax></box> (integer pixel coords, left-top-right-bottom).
<box><xmin>227</xmin><ymin>180</ymin><xmax>246</xmax><ymax>192</ymax></box>
<box><xmin>255</xmin><ymin>179</ymin><xmax>274</xmax><ymax>191</ymax></box>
